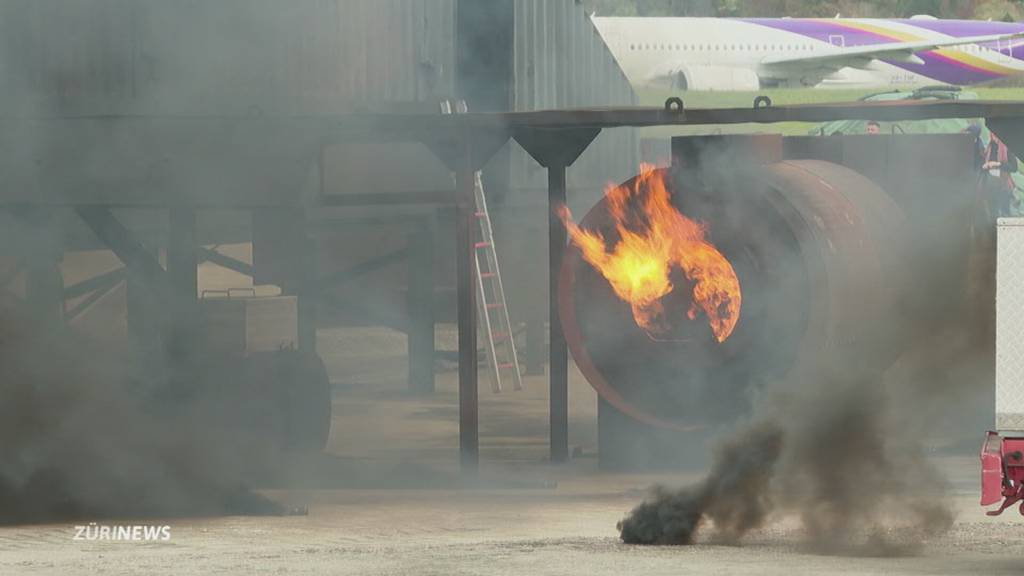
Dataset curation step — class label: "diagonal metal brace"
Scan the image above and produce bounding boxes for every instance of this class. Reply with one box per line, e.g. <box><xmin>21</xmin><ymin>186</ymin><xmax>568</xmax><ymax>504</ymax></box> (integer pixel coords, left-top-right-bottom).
<box><xmin>75</xmin><ymin>206</ymin><xmax>167</xmax><ymax>293</ymax></box>
<box><xmin>198</xmin><ymin>246</ymin><xmax>254</xmax><ymax>277</ymax></box>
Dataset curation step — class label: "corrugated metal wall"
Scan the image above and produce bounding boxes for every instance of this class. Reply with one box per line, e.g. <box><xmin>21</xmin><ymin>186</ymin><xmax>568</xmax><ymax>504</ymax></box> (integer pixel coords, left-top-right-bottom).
<box><xmin>0</xmin><ymin>0</ymin><xmax>456</xmax><ymax>117</ymax></box>
<box><xmin>1</xmin><ymin>0</ymin><xmax>630</xmax><ymax>194</ymax></box>
<box><xmin>335</xmin><ymin>0</ymin><xmax>456</xmax><ymax>111</ymax></box>
<box><xmin>511</xmin><ymin>0</ymin><xmax>638</xmax><ymax>208</ymax></box>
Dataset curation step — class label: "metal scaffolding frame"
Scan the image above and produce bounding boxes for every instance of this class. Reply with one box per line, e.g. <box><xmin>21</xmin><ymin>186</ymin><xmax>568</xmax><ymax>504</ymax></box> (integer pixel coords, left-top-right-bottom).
<box><xmin>336</xmin><ymin>98</ymin><xmax>1024</xmax><ymax>473</ymax></box>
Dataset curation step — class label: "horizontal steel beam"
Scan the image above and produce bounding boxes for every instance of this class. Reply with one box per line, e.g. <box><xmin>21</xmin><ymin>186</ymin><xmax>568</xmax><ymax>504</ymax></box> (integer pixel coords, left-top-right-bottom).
<box><xmin>317</xmin><ymin>191</ymin><xmax>456</xmax><ymax>206</ymax></box>
<box><xmin>336</xmin><ymin>99</ymin><xmax>1024</xmax><ymax>138</ymax></box>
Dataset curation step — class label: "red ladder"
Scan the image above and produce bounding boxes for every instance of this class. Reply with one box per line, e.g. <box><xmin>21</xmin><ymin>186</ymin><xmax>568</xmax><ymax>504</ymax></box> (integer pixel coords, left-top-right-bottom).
<box><xmin>442</xmin><ymin>100</ymin><xmax>524</xmax><ymax>393</ymax></box>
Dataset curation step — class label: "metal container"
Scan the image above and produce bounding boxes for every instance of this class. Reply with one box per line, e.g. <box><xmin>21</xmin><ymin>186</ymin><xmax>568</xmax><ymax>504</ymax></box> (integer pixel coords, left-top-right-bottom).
<box><xmin>560</xmin><ymin>151</ymin><xmax>906</xmax><ymax>430</ymax></box>
<box><xmin>997</xmin><ymin>218</ymin><xmax>1024</xmax><ymax>431</ymax></box>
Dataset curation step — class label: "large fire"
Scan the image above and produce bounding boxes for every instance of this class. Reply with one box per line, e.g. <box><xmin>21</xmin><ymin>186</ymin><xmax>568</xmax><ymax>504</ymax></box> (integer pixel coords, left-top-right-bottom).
<box><xmin>558</xmin><ymin>164</ymin><xmax>741</xmax><ymax>343</ymax></box>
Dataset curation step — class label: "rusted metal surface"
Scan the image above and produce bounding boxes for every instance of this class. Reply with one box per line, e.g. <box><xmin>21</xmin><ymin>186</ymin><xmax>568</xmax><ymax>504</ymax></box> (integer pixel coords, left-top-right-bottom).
<box><xmin>783</xmin><ymin>133</ymin><xmax>978</xmax><ymax>335</ymax></box>
<box><xmin>559</xmin><ymin>159</ymin><xmax>904</xmax><ymax>430</ymax></box>
<box><xmin>510</xmin><ymin>0</ymin><xmax>638</xmax><ymax>200</ymax></box>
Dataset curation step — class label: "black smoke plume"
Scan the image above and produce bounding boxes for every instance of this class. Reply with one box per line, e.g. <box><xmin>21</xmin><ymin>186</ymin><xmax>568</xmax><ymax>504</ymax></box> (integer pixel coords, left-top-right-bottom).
<box><xmin>618</xmin><ymin>369</ymin><xmax>956</xmax><ymax>553</ymax></box>
<box><xmin>619</xmin><ymin>422</ymin><xmax>782</xmax><ymax>544</ymax></box>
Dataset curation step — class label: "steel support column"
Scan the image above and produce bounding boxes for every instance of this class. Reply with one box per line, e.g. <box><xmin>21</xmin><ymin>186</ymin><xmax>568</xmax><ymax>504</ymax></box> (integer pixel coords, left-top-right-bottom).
<box><xmin>548</xmin><ymin>163</ymin><xmax>569</xmax><ymax>463</ymax></box>
<box><xmin>513</xmin><ymin>127</ymin><xmax>600</xmax><ymax>464</ymax></box>
<box><xmin>420</xmin><ymin>121</ymin><xmax>510</xmax><ymax>475</ymax></box>
<box><xmin>407</xmin><ymin>216</ymin><xmax>435</xmax><ymax>395</ymax></box>
<box><xmin>455</xmin><ymin>159</ymin><xmax>479</xmax><ymax>472</ymax></box>
<box><xmin>298</xmin><ymin>230</ymin><xmax>318</xmax><ymax>355</ymax></box>
<box><xmin>166</xmin><ymin>207</ymin><xmax>198</xmax><ymax>364</ymax></box>
<box><xmin>16</xmin><ymin>207</ymin><xmax>65</xmax><ymax>326</ymax></box>
<box><xmin>25</xmin><ymin>259</ymin><xmax>64</xmax><ymax>327</ymax></box>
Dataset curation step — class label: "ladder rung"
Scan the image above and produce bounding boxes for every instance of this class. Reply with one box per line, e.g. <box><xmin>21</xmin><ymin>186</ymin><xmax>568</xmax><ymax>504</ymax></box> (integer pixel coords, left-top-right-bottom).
<box><xmin>475</xmin><ymin>211</ymin><xmax>486</xmax><ymax>218</ymax></box>
<box><xmin>485</xmin><ymin>302</ymin><xmax>503</xmax><ymax>309</ymax></box>
<box><xmin>497</xmin><ymin>362</ymin><xmax>516</xmax><ymax>370</ymax></box>
<box><xmin>474</xmin><ymin>241</ymin><xmax>491</xmax><ymax>249</ymax></box>
<box><xmin>491</xmin><ymin>331</ymin><xmax>508</xmax><ymax>341</ymax></box>
<box><xmin>480</xmin><ymin>272</ymin><xmax>497</xmax><ymax>279</ymax></box>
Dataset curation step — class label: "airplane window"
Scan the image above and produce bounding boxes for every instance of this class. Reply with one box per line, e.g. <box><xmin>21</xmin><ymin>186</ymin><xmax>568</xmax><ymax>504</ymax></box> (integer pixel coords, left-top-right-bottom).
<box><xmin>630</xmin><ymin>44</ymin><xmax>635</xmax><ymax>50</ymax></box>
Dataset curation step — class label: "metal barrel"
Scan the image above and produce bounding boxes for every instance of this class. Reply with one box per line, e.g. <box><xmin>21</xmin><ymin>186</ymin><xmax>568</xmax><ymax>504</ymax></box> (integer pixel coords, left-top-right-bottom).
<box><xmin>559</xmin><ymin>160</ymin><xmax>906</xmax><ymax>430</ymax></box>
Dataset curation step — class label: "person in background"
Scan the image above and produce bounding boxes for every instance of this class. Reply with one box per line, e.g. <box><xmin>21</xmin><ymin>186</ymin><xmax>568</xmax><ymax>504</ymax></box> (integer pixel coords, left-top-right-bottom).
<box><xmin>865</xmin><ymin>120</ymin><xmax>881</xmax><ymax>134</ymax></box>
<box><xmin>984</xmin><ymin>130</ymin><xmax>1018</xmax><ymax>217</ymax></box>
<box><xmin>964</xmin><ymin>123</ymin><xmax>1018</xmax><ymax>217</ymax></box>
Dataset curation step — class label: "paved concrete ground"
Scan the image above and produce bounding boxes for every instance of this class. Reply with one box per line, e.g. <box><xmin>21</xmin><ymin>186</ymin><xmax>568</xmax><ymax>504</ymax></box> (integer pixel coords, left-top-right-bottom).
<box><xmin>1</xmin><ymin>323</ymin><xmax>1021</xmax><ymax>575</ymax></box>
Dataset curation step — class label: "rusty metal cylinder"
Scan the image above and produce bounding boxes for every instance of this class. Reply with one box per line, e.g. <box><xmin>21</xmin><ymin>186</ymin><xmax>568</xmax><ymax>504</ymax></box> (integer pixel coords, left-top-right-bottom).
<box><xmin>560</xmin><ymin>157</ymin><xmax>907</xmax><ymax>430</ymax></box>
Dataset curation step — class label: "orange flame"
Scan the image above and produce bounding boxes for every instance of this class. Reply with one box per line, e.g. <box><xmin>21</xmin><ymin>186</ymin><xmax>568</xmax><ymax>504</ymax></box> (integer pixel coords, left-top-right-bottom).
<box><xmin>558</xmin><ymin>164</ymin><xmax>741</xmax><ymax>343</ymax></box>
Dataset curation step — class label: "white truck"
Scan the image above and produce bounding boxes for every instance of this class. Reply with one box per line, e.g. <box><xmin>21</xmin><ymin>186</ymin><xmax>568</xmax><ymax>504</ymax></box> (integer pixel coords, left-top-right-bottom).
<box><xmin>983</xmin><ymin>218</ymin><xmax>1024</xmax><ymax>515</ymax></box>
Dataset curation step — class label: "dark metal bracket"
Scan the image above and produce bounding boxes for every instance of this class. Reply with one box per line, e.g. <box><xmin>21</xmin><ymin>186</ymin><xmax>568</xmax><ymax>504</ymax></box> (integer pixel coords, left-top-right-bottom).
<box><xmin>419</xmin><ymin>123</ymin><xmax>511</xmax><ymax>174</ymax></box>
<box><xmin>513</xmin><ymin>127</ymin><xmax>601</xmax><ymax>170</ymax></box>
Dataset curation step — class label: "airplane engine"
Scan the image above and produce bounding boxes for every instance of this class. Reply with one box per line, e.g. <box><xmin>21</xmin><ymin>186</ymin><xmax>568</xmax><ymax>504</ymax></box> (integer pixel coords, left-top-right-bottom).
<box><xmin>672</xmin><ymin>65</ymin><xmax>760</xmax><ymax>91</ymax></box>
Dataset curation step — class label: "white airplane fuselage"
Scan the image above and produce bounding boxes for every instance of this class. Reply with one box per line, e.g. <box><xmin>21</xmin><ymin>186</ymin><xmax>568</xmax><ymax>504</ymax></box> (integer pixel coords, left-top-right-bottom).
<box><xmin>592</xmin><ymin>17</ymin><xmax>1024</xmax><ymax>90</ymax></box>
